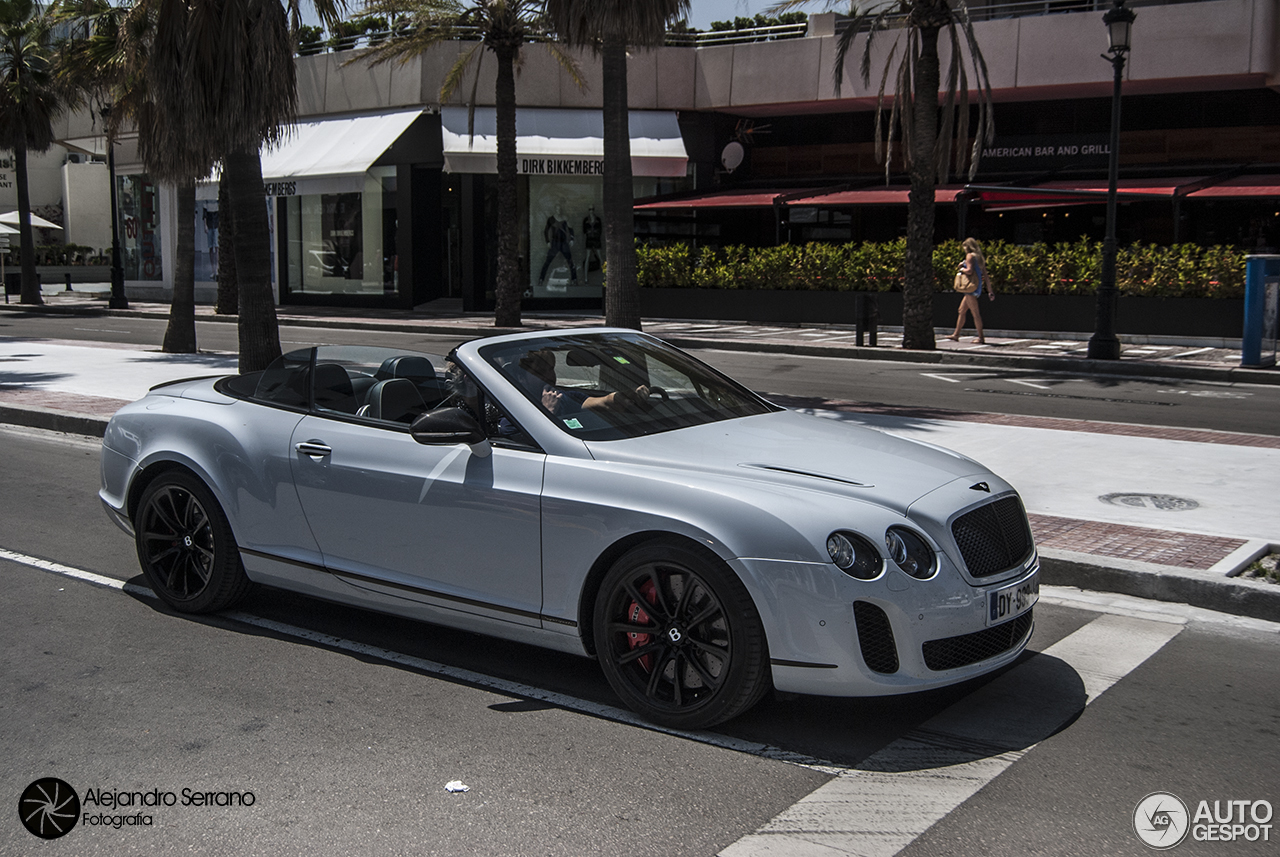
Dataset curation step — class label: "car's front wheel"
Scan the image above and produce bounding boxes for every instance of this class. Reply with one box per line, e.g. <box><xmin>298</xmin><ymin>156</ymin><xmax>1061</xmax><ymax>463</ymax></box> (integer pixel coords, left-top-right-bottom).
<box><xmin>594</xmin><ymin>541</ymin><xmax>770</xmax><ymax>729</ymax></box>
<box><xmin>134</xmin><ymin>471</ymin><xmax>251</xmax><ymax>613</ymax></box>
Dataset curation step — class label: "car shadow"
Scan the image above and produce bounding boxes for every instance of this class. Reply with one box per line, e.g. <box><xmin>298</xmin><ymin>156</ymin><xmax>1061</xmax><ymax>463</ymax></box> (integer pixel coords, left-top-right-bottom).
<box><xmin>123</xmin><ymin>579</ymin><xmax>1092</xmax><ymax>774</ymax></box>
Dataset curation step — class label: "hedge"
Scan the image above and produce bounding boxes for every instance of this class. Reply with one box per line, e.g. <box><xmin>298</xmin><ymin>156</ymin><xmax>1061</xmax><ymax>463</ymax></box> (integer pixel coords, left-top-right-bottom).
<box><xmin>635</xmin><ymin>239</ymin><xmax>1248</xmax><ymax>299</ymax></box>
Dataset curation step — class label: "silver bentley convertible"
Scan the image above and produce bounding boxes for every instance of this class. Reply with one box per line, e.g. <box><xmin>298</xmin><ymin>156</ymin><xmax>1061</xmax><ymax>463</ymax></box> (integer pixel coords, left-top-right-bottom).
<box><xmin>100</xmin><ymin>328</ymin><xmax>1039</xmax><ymax>729</ymax></box>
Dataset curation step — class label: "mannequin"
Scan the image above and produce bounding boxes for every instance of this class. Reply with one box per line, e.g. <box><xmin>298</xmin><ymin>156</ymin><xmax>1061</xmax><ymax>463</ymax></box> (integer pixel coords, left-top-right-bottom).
<box><xmin>538</xmin><ymin>204</ymin><xmax>577</xmax><ymax>286</ymax></box>
<box><xmin>582</xmin><ymin>205</ymin><xmax>603</xmax><ymax>274</ymax></box>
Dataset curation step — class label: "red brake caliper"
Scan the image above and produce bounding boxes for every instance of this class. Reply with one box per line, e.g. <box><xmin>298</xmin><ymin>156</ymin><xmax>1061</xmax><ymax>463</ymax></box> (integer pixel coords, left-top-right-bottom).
<box><xmin>626</xmin><ymin>579</ymin><xmax>658</xmax><ymax>672</ymax></box>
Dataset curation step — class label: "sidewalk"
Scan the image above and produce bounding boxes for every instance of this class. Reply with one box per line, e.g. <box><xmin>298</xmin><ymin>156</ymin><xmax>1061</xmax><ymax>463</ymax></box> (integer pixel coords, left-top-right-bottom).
<box><xmin>4</xmin><ymin>289</ymin><xmax>1275</xmax><ymax>384</ymax></box>
<box><xmin>2</xmin><ymin>292</ymin><xmax>1278</xmax><ymax>622</ymax></box>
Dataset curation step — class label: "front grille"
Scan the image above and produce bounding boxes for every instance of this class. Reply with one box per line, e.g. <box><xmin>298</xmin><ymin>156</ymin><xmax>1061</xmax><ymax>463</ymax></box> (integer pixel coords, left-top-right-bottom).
<box><xmin>922</xmin><ymin>610</ymin><xmax>1034</xmax><ymax>671</ymax></box>
<box><xmin>853</xmin><ymin>601</ymin><xmax>899</xmax><ymax>674</ymax></box>
<box><xmin>951</xmin><ymin>495</ymin><xmax>1034</xmax><ymax>578</ymax></box>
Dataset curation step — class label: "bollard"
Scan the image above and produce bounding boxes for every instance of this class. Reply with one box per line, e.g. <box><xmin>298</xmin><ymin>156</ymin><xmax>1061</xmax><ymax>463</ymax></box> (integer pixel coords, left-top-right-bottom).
<box><xmin>855</xmin><ymin>293</ymin><xmax>879</xmax><ymax>347</ymax></box>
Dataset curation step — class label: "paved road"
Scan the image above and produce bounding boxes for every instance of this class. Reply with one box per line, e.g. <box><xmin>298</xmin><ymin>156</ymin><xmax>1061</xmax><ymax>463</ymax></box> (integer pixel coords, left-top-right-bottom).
<box><xmin>4</xmin><ymin>312</ymin><xmax>1278</xmax><ymax>436</ymax></box>
<box><xmin>2</xmin><ymin>425</ymin><xmax>1278</xmax><ymax>855</ymax></box>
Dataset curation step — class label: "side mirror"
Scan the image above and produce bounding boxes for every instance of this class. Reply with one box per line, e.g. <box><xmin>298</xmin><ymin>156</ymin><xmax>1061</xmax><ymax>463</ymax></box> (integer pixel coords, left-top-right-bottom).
<box><xmin>410</xmin><ymin>407</ymin><xmax>486</xmax><ymax>446</ymax></box>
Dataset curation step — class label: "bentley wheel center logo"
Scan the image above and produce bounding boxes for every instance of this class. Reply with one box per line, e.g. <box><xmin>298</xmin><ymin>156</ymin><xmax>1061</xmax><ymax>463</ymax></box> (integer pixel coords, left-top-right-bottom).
<box><xmin>19</xmin><ymin>778</ymin><xmax>81</xmax><ymax>840</ymax></box>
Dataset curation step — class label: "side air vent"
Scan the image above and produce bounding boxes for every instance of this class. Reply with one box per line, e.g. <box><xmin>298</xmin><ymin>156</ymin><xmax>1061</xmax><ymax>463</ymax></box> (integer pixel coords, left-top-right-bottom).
<box><xmin>853</xmin><ymin>601</ymin><xmax>899</xmax><ymax>674</ymax></box>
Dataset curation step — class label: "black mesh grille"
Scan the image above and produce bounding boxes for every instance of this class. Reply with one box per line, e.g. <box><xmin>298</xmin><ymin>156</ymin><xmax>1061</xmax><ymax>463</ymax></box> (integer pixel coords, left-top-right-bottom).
<box><xmin>922</xmin><ymin>610</ymin><xmax>1034</xmax><ymax>672</ymax></box>
<box><xmin>951</xmin><ymin>496</ymin><xmax>1035</xmax><ymax>578</ymax></box>
<box><xmin>853</xmin><ymin>601</ymin><xmax>899</xmax><ymax>674</ymax></box>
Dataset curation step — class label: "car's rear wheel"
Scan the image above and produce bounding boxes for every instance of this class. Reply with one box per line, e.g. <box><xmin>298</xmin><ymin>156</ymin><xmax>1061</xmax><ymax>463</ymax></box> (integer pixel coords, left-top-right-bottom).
<box><xmin>135</xmin><ymin>471</ymin><xmax>251</xmax><ymax>613</ymax></box>
<box><xmin>594</xmin><ymin>541</ymin><xmax>770</xmax><ymax>729</ymax></box>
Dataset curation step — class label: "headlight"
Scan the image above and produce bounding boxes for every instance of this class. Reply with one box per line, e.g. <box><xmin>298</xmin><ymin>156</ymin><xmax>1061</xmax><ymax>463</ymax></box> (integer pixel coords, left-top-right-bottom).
<box><xmin>826</xmin><ymin>531</ymin><xmax>883</xmax><ymax>580</ymax></box>
<box><xmin>884</xmin><ymin>527</ymin><xmax>937</xmax><ymax>580</ymax></box>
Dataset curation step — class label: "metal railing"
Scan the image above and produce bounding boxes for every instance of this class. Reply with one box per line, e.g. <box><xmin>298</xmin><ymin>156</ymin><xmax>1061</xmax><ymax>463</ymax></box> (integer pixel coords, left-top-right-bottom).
<box><xmin>297</xmin><ymin>0</ymin><xmax>1217</xmax><ymax>57</ymax></box>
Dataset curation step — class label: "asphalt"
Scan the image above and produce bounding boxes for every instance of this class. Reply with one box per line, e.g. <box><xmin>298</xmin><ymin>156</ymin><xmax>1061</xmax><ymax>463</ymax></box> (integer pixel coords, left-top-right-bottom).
<box><xmin>2</xmin><ymin>289</ymin><xmax>1278</xmax><ymax>624</ymax></box>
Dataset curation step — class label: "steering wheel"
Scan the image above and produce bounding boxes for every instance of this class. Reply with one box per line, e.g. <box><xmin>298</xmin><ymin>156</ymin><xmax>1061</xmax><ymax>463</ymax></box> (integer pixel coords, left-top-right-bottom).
<box><xmin>636</xmin><ymin>385</ymin><xmax>668</xmax><ymax>411</ymax></box>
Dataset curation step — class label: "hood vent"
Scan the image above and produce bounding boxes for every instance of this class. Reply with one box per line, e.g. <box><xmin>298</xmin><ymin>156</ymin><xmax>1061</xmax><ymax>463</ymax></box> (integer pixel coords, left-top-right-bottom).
<box><xmin>739</xmin><ymin>463</ymin><xmax>873</xmax><ymax>488</ymax></box>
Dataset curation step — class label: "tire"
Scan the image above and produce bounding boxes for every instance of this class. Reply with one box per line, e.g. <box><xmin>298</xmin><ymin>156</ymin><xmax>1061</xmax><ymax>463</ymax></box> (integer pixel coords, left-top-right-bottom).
<box><xmin>593</xmin><ymin>541</ymin><xmax>770</xmax><ymax>730</ymax></box>
<box><xmin>134</xmin><ymin>471</ymin><xmax>251</xmax><ymax>613</ymax></box>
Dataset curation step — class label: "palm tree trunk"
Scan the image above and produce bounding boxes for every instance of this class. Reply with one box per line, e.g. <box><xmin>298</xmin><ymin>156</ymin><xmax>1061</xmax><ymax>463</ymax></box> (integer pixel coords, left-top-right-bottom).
<box><xmin>223</xmin><ymin>148</ymin><xmax>281</xmax><ymax>372</ymax></box>
<box><xmin>902</xmin><ymin>26</ymin><xmax>942</xmax><ymax>351</ymax></box>
<box><xmin>492</xmin><ymin>43</ymin><xmax>522</xmax><ymax>328</ymax></box>
<box><xmin>163</xmin><ymin>182</ymin><xmax>198</xmax><ymax>353</ymax></box>
<box><xmin>215</xmin><ymin>179</ymin><xmax>238</xmax><ymax>315</ymax></box>
<box><xmin>601</xmin><ymin>35</ymin><xmax>640</xmax><ymax>330</ymax></box>
<box><xmin>14</xmin><ymin>138</ymin><xmax>42</xmax><ymax>305</ymax></box>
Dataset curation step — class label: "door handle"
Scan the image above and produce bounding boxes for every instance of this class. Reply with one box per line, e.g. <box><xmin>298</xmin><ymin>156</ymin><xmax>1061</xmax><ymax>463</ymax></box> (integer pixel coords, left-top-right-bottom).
<box><xmin>295</xmin><ymin>441</ymin><xmax>332</xmax><ymax>460</ymax></box>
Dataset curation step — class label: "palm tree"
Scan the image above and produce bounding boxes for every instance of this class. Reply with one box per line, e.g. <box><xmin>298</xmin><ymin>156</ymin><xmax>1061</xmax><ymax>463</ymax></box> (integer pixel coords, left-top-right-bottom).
<box><xmin>56</xmin><ymin>0</ymin><xmax>204</xmax><ymax>352</ymax></box>
<box><xmin>353</xmin><ymin>0</ymin><xmax>580</xmax><ymax>328</ymax></box>
<box><xmin>0</xmin><ymin>0</ymin><xmax>70</xmax><ymax>306</ymax></box>
<box><xmin>773</xmin><ymin>0</ymin><xmax>993</xmax><ymax>350</ymax></box>
<box><xmin>544</xmin><ymin>0</ymin><xmax>689</xmax><ymax>331</ymax></box>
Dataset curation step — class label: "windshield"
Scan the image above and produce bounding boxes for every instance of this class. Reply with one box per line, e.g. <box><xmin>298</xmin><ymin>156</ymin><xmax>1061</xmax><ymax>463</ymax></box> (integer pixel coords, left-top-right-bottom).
<box><xmin>478</xmin><ymin>332</ymin><xmax>778</xmax><ymax>440</ymax></box>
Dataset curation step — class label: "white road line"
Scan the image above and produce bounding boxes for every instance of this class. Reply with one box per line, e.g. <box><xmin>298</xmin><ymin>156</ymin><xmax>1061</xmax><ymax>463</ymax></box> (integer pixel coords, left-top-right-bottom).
<box><xmin>0</xmin><ymin>545</ymin><xmax>845</xmax><ymax>775</ymax></box>
<box><xmin>919</xmin><ymin>373</ymin><xmax>978</xmax><ymax>383</ymax></box>
<box><xmin>1172</xmin><ymin>347</ymin><xmax>1215</xmax><ymax>358</ymax></box>
<box><xmin>721</xmin><ymin>613</ymin><xmax>1182</xmax><ymax>857</ymax></box>
<box><xmin>1007</xmin><ymin>378</ymin><xmax>1052</xmax><ymax>390</ymax></box>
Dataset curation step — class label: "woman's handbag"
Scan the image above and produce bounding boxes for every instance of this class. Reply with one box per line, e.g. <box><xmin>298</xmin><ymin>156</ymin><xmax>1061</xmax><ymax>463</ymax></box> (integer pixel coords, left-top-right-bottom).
<box><xmin>953</xmin><ymin>270</ymin><xmax>978</xmax><ymax>294</ymax></box>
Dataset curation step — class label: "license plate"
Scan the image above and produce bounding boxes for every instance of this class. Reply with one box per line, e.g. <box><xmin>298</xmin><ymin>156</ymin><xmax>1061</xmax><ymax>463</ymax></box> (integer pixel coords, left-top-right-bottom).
<box><xmin>987</xmin><ymin>572</ymin><xmax>1039</xmax><ymax>627</ymax></box>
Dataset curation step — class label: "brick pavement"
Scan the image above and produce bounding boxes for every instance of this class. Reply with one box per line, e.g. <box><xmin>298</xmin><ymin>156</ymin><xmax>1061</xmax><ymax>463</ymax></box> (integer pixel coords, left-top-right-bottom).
<box><xmin>1028</xmin><ymin>513</ymin><xmax>1247</xmax><ymax>570</ymax></box>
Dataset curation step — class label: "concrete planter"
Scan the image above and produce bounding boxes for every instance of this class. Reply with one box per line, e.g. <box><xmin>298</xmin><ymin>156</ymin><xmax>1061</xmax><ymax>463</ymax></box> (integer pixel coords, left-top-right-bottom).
<box><xmin>639</xmin><ymin>288</ymin><xmax>1246</xmax><ymax>339</ymax></box>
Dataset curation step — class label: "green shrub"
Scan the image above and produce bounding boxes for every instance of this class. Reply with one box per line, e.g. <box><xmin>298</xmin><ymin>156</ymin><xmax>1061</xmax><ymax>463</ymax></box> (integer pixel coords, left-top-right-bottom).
<box><xmin>635</xmin><ymin>239</ymin><xmax>1247</xmax><ymax>299</ymax></box>
<box><xmin>296</xmin><ymin>24</ymin><xmax>324</xmax><ymax>55</ymax></box>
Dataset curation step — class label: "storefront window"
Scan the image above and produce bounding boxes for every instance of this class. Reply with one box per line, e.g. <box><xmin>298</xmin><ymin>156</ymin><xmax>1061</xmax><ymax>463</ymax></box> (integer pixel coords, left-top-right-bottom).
<box><xmin>528</xmin><ymin>176</ymin><xmax>599</xmax><ymax>298</ymax></box>
<box><xmin>526</xmin><ymin>176</ymin><xmax>657</xmax><ymax>298</ymax></box>
<box><xmin>196</xmin><ymin>198</ymin><xmax>219</xmax><ymax>282</ymax></box>
<box><xmin>283</xmin><ymin>167</ymin><xmax>397</xmax><ymax>297</ymax></box>
<box><xmin>118</xmin><ymin>174</ymin><xmax>162</xmax><ymax>281</ymax></box>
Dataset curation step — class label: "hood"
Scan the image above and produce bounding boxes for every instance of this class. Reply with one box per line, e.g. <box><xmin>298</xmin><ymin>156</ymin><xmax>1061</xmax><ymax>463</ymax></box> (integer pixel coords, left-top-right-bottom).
<box><xmin>583</xmin><ymin>409</ymin><xmax>987</xmax><ymax>515</ymax></box>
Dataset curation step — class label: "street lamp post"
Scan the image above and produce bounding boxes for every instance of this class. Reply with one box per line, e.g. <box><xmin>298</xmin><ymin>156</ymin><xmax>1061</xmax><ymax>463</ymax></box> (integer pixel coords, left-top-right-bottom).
<box><xmin>101</xmin><ymin>104</ymin><xmax>128</xmax><ymax>310</ymax></box>
<box><xmin>1087</xmin><ymin>0</ymin><xmax>1135</xmax><ymax>360</ymax></box>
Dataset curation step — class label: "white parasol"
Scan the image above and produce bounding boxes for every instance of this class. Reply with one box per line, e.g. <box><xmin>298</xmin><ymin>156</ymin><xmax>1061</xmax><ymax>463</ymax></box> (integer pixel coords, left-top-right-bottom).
<box><xmin>0</xmin><ymin>210</ymin><xmax>62</xmax><ymax>230</ymax></box>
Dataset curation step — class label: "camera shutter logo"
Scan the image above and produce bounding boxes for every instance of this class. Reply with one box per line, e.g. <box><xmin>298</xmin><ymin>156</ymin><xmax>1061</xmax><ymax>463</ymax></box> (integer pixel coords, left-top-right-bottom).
<box><xmin>19</xmin><ymin>778</ymin><xmax>81</xmax><ymax>839</ymax></box>
<box><xmin>1134</xmin><ymin>792</ymin><xmax>1190</xmax><ymax>849</ymax></box>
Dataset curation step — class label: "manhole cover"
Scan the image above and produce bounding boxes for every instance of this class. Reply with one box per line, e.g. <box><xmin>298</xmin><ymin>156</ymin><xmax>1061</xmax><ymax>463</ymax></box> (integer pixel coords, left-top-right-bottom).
<box><xmin>1099</xmin><ymin>493</ymin><xmax>1199</xmax><ymax>511</ymax></box>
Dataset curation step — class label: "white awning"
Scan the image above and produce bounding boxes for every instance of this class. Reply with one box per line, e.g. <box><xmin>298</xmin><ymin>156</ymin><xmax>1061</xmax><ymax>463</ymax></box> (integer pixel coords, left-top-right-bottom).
<box><xmin>256</xmin><ymin>109</ymin><xmax>424</xmax><ymax>196</ymax></box>
<box><xmin>442</xmin><ymin>107</ymin><xmax>687</xmax><ymax>178</ymax></box>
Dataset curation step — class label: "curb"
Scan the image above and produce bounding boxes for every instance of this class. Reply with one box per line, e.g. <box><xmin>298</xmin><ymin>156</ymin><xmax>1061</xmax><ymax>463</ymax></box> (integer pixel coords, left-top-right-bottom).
<box><xmin>660</xmin><ymin>336</ymin><xmax>1280</xmax><ymax>385</ymax></box>
<box><xmin>0</xmin><ymin>404</ymin><xmax>109</xmax><ymax>438</ymax></box>
<box><xmin>1039</xmin><ymin>548</ymin><xmax>1280</xmax><ymax>624</ymax></box>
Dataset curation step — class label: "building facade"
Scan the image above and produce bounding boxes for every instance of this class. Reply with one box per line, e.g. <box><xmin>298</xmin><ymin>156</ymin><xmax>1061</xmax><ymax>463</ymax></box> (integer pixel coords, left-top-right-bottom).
<box><xmin>40</xmin><ymin>0</ymin><xmax>1280</xmax><ymax>309</ymax></box>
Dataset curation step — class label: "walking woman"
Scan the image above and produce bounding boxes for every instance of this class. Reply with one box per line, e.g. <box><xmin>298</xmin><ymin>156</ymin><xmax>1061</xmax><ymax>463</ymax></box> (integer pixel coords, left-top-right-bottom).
<box><xmin>946</xmin><ymin>237</ymin><xmax>995</xmax><ymax>344</ymax></box>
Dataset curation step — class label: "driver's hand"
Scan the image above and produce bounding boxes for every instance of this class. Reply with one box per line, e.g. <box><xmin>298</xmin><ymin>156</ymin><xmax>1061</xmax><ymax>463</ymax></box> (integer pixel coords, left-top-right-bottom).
<box><xmin>609</xmin><ymin>385</ymin><xmax>649</xmax><ymax>408</ymax></box>
<box><xmin>541</xmin><ymin>386</ymin><xmax>564</xmax><ymax>414</ymax></box>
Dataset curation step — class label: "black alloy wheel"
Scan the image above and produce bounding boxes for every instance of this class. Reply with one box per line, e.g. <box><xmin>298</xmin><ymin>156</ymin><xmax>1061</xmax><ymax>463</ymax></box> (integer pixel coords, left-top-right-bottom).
<box><xmin>594</xmin><ymin>541</ymin><xmax>769</xmax><ymax>729</ymax></box>
<box><xmin>135</xmin><ymin>471</ymin><xmax>251</xmax><ymax>613</ymax></box>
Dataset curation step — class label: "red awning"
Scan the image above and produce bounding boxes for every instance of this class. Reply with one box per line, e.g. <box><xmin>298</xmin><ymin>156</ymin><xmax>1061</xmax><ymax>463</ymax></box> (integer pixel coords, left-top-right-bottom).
<box><xmin>1187</xmin><ymin>175</ymin><xmax>1280</xmax><ymax>198</ymax></box>
<box><xmin>634</xmin><ymin>190</ymin><xmax>788</xmax><ymax>210</ymax></box>
<box><xmin>970</xmin><ymin>178</ymin><xmax>1203</xmax><ymax>211</ymax></box>
<box><xmin>787</xmin><ymin>186</ymin><xmax>966</xmax><ymax>206</ymax></box>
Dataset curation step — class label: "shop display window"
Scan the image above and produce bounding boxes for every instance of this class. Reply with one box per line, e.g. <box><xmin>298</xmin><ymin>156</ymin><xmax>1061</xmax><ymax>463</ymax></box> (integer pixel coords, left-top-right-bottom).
<box><xmin>283</xmin><ymin>167</ymin><xmax>397</xmax><ymax>297</ymax></box>
<box><xmin>117</xmin><ymin>174</ymin><xmax>163</xmax><ymax>281</ymax></box>
<box><xmin>525</xmin><ymin>176</ymin><xmax>657</xmax><ymax>299</ymax></box>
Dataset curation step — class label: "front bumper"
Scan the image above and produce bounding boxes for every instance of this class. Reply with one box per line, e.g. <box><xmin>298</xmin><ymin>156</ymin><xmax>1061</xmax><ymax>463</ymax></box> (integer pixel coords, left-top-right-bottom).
<box><xmin>734</xmin><ymin>556</ymin><xmax>1038</xmax><ymax>697</ymax></box>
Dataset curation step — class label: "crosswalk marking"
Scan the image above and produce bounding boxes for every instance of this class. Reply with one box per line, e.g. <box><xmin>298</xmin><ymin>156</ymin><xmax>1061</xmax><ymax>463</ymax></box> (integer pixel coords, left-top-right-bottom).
<box><xmin>721</xmin><ymin>614</ymin><xmax>1182</xmax><ymax>856</ymax></box>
